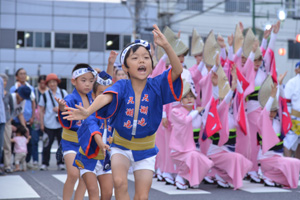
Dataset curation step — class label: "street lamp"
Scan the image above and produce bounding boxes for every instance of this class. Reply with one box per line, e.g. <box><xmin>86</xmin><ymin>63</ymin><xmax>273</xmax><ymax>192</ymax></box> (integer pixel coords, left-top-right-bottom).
<box><xmin>278</xmin><ymin>9</ymin><xmax>286</xmax><ymax>21</ymax></box>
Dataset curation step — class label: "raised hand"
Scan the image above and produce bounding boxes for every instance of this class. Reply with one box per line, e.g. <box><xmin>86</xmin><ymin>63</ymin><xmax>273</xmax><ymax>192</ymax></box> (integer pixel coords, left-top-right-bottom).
<box><xmin>252</xmin><ymin>39</ymin><xmax>259</xmax><ymax>53</ymax></box>
<box><xmin>152</xmin><ymin>24</ymin><xmax>169</xmax><ymax>49</ymax></box>
<box><xmin>239</xmin><ymin>22</ymin><xmax>244</xmax><ymax>33</ymax></box>
<box><xmin>215</xmin><ymin>52</ymin><xmax>220</xmax><ymax>66</ymax></box>
<box><xmin>270</xmin><ymin>83</ymin><xmax>277</xmax><ymax>98</ymax></box>
<box><xmin>217</xmin><ymin>35</ymin><xmax>226</xmax><ymax>48</ymax></box>
<box><xmin>278</xmin><ymin>71</ymin><xmax>287</xmax><ymax>85</ymax></box>
<box><xmin>177</xmin><ymin>30</ymin><xmax>181</xmax><ymax>38</ymax></box>
<box><xmin>231</xmin><ymin>64</ymin><xmax>237</xmax><ymax>91</ymax></box>
<box><xmin>55</xmin><ymin>97</ymin><xmax>67</xmax><ymax>112</ymax></box>
<box><xmin>228</xmin><ymin>34</ymin><xmax>233</xmax><ymax>46</ymax></box>
<box><xmin>264</xmin><ymin>26</ymin><xmax>273</xmax><ymax>39</ymax></box>
<box><xmin>211</xmin><ymin>71</ymin><xmax>218</xmax><ymax>86</ymax></box>
<box><xmin>273</xmin><ymin>20</ymin><xmax>281</xmax><ymax>34</ymax></box>
<box><xmin>108</xmin><ymin>50</ymin><xmax>118</xmax><ymax>65</ymax></box>
<box><xmin>62</xmin><ymin>104</ymin><xmax>89</xmax><ymax>121</ymax></box>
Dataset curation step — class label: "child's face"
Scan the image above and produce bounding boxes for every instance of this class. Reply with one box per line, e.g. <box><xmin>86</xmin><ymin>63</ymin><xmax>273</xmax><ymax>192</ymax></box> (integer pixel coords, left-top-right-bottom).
<box><xmin>178</xmin><ymin>54</ymin><xmax>185</xmax><ymax>63</ymax></box>
<box><xmin>115</xmin><ymin>70</ymin><xmax>127</xmax><ymax>81</ymax></box>
<box><xmin>72</xmin><ymin>72</ymin><xmax>95</xmax><ymax>95</ymax></box>
<box><xmin>194</xmin><ymin>54</ymin><xmax>203</xmax><ymax>64</ymax></box>
<box><xmin>241</xmin><ymin>56</ymin><xmax>247</xmax><ymax>67</ymax></box>
<box><xmin>269</xmin><ymin>110</ymin><xmax>277</xmax><ymax>120</ymax></box>
<box><xmin>181</xmin><ymin>91</ymin><xmax>195</xmax><ymax>108</ymax></box>
<box><xmin>124</xmin><ymin>47</ymin><xmax>152</xmax><ymax>80</ymax></box>
<box><xmin>95</xmin><ymin>84</ymin><xmax>110</xmax><ymax>97</ymax></box>
<box><xmin>254</xmin><ymin>57</ymin><xmax>262</xmax><ymax>71</ymax></box>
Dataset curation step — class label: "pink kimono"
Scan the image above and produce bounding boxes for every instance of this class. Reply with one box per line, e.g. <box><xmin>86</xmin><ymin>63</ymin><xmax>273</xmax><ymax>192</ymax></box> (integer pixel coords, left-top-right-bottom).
<box><xmin>170</xmin><ymin>106</ymin><xmax>213</xmax><ymax>187</ymax></box>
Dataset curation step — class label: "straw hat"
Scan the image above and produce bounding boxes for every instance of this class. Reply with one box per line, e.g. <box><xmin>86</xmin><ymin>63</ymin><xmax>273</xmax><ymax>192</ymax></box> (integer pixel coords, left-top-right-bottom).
<box><xmin>203</xmin><ymin>30</ymin><xmax>220</xmax><ymax>66</ymax></box>
<box><xmin>233</xmin><ymin>24</ymin><xmax>244</xmax><ymax>54</ymax></box>
<box><xmin>191</xmin><ymin>29</ymin><xmax>204</xmax><ymax>56</ymax></box>
<box><xmin>216</xmin><ymin>66</ymin><xmax>231</xmax><ymax>99</ymax></box>
<box><xmin>182</xmin><ymin>79</ymin><xmax>197</xmax><ymax>98</ymax></box>
<box><xmin>242</xmin><ymin>29</ymin><xmax>262</xmax><ymax>59</ymax></box>
<box><xmin>163</xmin><ymin>26</ymin><xmax>189</xmax><ymax>56</ymax></box>
<box><xmin>258</xmin><ymin>75</ymin><xmax>278</xmax><ymax>111</ymax></box>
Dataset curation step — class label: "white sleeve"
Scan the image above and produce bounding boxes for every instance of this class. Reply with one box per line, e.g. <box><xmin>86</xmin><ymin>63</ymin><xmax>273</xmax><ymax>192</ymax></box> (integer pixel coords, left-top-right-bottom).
<box><xmin>224</xmin><ymin>90</ymin><xmax>234</xmax><ymax>104</ymax></box>
<box><xmin>228</xmin><ymin>46</ymin><xmax>234</xmax><ymax>61</ymax></box>
<box><xmin>197</xmin><ymin>61</ymin><xmax>204</xmax><ymax>72</ymax></box>
<box><xmin>236</xmin><ymin>47</ymin><xmax>243</xmax><ymax>57</ymax></box>
<box><xmin>261</xmin><ymin>38</ymin><xmax>267</xmax><ymax>50</ymax></box>
<box><xmin>161</xmin><ymin>54</ymin><xmax>168</xmax><ymax>62</ymax></box>
<box><xmin>284</xmin><ymin>80</ymin><xmax>293</xmax><ymax>100</ymax></box>
<box><xmin>268</xmin><ymin>32</ymin><xmax>277</xmax><ymax>51</ymax></box>
<box><xmin>265</xmin><ymin>97</ymin><xmax>274</xmax><ymax>112</ymax></box>
<box><xmin>236</xmin><ymin>80</ymin><xmax>243</xmax><ymax>94</ymax></box>
<box><xmin>220</xmin><ymin>47</ymin><xmax>227</xmax><ymax>60</ymax></box>
<box><xmin>248</xmin><ymin>51</ymin><xmax>255</xmax><ymax>61</ymax></box>
<box><xmin>162</xmin><ymin>111</ymin><xmax>167</xmax><ymax>118</ymax></box>
<box><xmin>188</xmin><ymin>110</ymin><xmax>199</xmax><ymax>119</ymax></box>
<box><xmin>279</xmin><ymin>84</ymin><xmax>285</xmax><ymax>98</ymax></box>
<box><xmin>213</xmin><ymin>85</ymin><xmax>219</xmax><ymax>99</ymax></box>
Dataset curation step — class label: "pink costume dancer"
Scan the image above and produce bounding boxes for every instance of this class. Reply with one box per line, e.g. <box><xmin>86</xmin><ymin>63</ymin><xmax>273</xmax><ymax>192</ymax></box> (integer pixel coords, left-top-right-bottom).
<box><xmin>237</xmin><ymin>24</ymin><xmax>279</xmax><ymax>182</ymax></box>
<box><xmin>205</xmin><ymin>72</ymin><xmax>252</xmax><ymax>189</ymax></box>
<box><xmin>257</xmin><ymin>81</ymin><xmax>300</xmax><ymax>188</ymax></box>
<box><xmin>170</xmin><ymin>80</ymin><xmax>213</xmax><ymax>190</ymax></box>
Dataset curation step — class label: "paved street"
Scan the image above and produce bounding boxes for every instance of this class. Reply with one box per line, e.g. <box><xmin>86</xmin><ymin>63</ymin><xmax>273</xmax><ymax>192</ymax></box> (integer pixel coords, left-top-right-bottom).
<box><xmin>1</xmin><ymin>143</ymin><xmax>300</xmax><ymax>200</ymax></box>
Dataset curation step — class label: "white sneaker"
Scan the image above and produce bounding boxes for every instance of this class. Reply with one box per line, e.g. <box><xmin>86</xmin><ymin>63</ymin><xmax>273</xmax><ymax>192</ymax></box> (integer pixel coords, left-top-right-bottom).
<box><xmin>40</xmin><ymin>164</ymin><xmax>48</xmax><ymax>171</ymax></box>
<box><xmin>163</xmin><ymin>172</ymin><xmax>174</xmax><ymax>185</ymax></box>
<box><xmin>175</xmin><ymin>175</ymin><xmax>188</xmax><ymax>190</ymax></box>
<box><xmin>215</xmin><ymin>174</ymin><xmax>230</xmax><ymax>188</ymax></box>
<box><xmin>58</xmin><ymin>164</ymin><xmax>65</xmax><ymax>171</ymax></box>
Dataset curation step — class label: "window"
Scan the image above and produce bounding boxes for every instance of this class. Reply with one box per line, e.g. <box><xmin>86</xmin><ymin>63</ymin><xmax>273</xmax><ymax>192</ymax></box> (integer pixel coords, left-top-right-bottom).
<box><xmin>187</xmin><ymin>0</ymin><xmax>203</xmax><ymax>12</ymax></box>
<box><xmin>123</xmin><ymin>35</ymin><xmax>131</xmax><ymax>48</ymax></box>
<box><xmin>55</xmin><ymin>33</ymin><xmax>70</xmax><ymax>48</ymax></box>
<box><xmin>72</xmin><ymin>34</ymin><xmax>88</xmax><ymax>49</ymax></box>
<box><xmin>288</xmin><ymin>40</ymin><xmax>300</xmax><ymax>59</ymax></box>
<box><xmin>106</xmin><ymin>34</ymin><xmax>120</xmax><ymax>50</ymax></box>
<box><xmin>16</xmin><ymin>31</ymin><xmax>51</xmax><ymax>48</ymax></box>
<box><xmin>225</xmin><ymin>0</ymin><xmax>250</xmax><ymax>13</ymax></box>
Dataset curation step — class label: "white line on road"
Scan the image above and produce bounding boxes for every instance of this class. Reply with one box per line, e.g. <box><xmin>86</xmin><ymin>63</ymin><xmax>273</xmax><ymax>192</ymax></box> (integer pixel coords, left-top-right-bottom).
<box><xmin>239</xmin><ymin>181</ymin><xmax>291</xmax><ymax>193</ymax></box>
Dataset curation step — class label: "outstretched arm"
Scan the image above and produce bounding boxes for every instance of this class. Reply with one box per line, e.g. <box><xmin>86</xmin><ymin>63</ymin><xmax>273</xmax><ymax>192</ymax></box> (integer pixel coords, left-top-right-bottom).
<box><xmin>62</xmin><ymin>93</ymin><xmax>113</xmax><ymax>121</ymax></box>
<box><xmin>152</xmin><ymin>24</ymin><xmax>182</xmax><ymax>82</ymax></box>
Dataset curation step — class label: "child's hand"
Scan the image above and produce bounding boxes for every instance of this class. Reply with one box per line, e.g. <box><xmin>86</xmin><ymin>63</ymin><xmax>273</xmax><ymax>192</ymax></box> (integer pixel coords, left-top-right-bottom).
<box><xmin>108</xmin><ymin>136</ymin><xmax>113</xmax><ymax>144</ymax></box>
<box><xmin>270</xmin><ymin>83</ymin><xmax>277</xmax><ymax>98</ymax></box>
<box><xmin>263</xmin><ymin>26</ymin><xmax>273</xmax><ymax>39</ymax></box>
<box><xmin>227</xmin><ymin>34</ymin><xmax>233</xmax><ymax>46</ymax></box>
<box><xmin>239</xmin><ymin>22</ymin><xmax>244</xmax><ymax>33</ymax></box>
<box><xmin>162</xmin><ymin>118</ymin><xmax>168</xmax><ymax>128</ymax></box>
<box><xmin>62</xmin><ymin>103</ymin><xmax>89</xmax><ymax>121</ymax></box>
<box><xmin>278</xmin><ymin>71</ymin><xmax>287</xmax><ymax>85</ymax></box>
<box><xmin>196</xmin><ymin>107</ymin><xmax>204</xmax><ymax>113</ymax></box>
<box><xmin>108</xmin><ymin>50</ymin><xmax>118</xmax><ymax>65</ymax></box>
<box><xmin>231</xmin><ymin>64</ymin><xmax>237</xmax><ymax>91</ymax></box>
<box><xmin>211</xmin><ymin>71</ymin><xmax>218</xmax><ymax>86</ymax></box>
<box><xmin>55</xmin><ymin>97</ymin><xmax>67</xmax><ymax>112</ymax></box>
<box><xmin>152</xmin><ymin>24</ymin><xmax>169</xmax><ymax>49</ymax></box>
<box><xmin>99</xmin><ymin>142</ymin><xmax>110</xmax><ymax>156</ymax></box>
<box><xmin>273</xmin><ymin>20</ymin><xmax>280</xmax><ymax>34</ymax></box>
<box><xmin>217</xmin><ymin>35</ymin><xmax>226</xmax><ymax>48</ymax></box>
<box><xmin>215</xmin><ymin>52</ymin><xmax>220</xmax><ymax>67</ymax></box>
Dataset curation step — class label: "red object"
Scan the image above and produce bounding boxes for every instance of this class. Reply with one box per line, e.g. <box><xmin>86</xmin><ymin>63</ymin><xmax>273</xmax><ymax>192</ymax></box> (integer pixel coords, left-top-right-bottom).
<box><xmin>236</xmin><ymin>67</ymin><xmax>249</xmax><ymax>91</ymax></box>
<box><xmin>296</xmin><ymin>34</ymin><xmax>300</xmax><ymax>43</ymax></box>
<box><xmin>278</xmin><ymin>48</ymin><xmax>286</xmax><ymax>56</ymax></box>
<box><xmin>205</xmin><ymin>99</ymin><xmax>222</xmax><ymax>138</ymax></box>
<box><xmin>237</xmin><ymin>93</ymin><xmax>247</xmax><ymax>135</ymax></box>
<box><xmin>268</xmin><ymin>49</ymin><xmax>278</xmax><ymax>84</ymax></box>
<box><xmin>280</xmin><ymin>97</ymin><xmax>292</xmax><ymax>135</ymax></box>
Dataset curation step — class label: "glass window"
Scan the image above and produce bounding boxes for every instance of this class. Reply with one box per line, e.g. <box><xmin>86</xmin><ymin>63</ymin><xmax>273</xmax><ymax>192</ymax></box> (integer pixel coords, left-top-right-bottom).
<box><xmin>26</xmin><ymin>31</ymin><xmax>33</xmax><ymax>47</ymax></box>
<box><xmin>44</xmin><ymin>33</ymin><xmax>51</xmax><ymax>48</ymax></box>
<box><xmin>288</xmin><ymin>40</ymin><xmax>300</xmax><ymax>59</ymax></box>
<box><xmin>17</xmin><ymin>31</ymin><xmax>24</xmax><ymax>47</ymax></box>
<box><xmin>123</xmin><ymin>35</ymin><xmax>131</xmax><ymax>48</ymax></box>
<box><xmin>72</xmin><ymin>34</ymin><xmax>88</xmax><ymax>49</ymax></box>
<box><xmin>106</xmin><ymin>34</ymin><xmax>120</xmax><ymax>50</ymax></box>
<box><xmin>225</xmin><ymin>0</ymin><xmax>250</xmax><ymax>13</ymax></box>
<box><xmin>187</xmin><ymin>0</ymin><xmax>203</xmax><ymax>12</ymax></box>
<box><xmin>55</xmin><ymin>33</ymin><xmax>70</xmax><ymax>48</ymax></box>
<box><xmin>35</xmin><ymin>32</ymin><xmax>43</xmax><ymax>47</ymax></box>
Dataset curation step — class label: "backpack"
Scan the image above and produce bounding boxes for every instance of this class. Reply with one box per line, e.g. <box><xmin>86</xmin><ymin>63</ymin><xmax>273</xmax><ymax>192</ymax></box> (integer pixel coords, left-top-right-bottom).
<box><xmin>43</xmin><ymin>88</ymin><xmax>65</xmax><ymax>109</ymax></box>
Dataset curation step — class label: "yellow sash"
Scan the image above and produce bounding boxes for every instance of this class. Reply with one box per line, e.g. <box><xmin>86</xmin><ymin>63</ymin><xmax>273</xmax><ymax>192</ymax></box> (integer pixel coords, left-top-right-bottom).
<box><xmin>79</xmin><ymin>147</ymin><xmax>104</xmax><ymax>160</ymax></box>
<box><xmin>62</xmin><ymin>128</ymin><xmax>78</xmax><ymax>143</ymax></box>
<box><xmin>113</xmin><ymin>130</ymin><xmax>156</xmax><ymax>151</ymax></box>
<box><xmin>291</xmin><ymin>120</ymin><xmax>300</xmax><ymax>136</ymax></box>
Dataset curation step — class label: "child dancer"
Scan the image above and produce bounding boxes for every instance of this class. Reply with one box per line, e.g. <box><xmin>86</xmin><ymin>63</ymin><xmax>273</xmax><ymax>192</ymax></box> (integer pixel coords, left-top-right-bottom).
<box><xmin>257</xmin><ymin>73</ymin><xmax>300</xmax><ymax>188</ymax></box>
<box><xmin>11</xmin><ymin>125</ymin><xmax>30</xmax><ymax>171</ymax></box>
<box><xmin>62</xmin><ymin>24</ymin><xmax>183</xmax><ymax>200</ymax></box>
<box><xmin>170</xmin><ymin>79</ymin><xmax>214</xmax><ymax>189</ymax></box>
<box><xmin>73</xmin><ymin>71</ymin><xmax>114</xmax><ymax>200</ymax></box>
<box><xmin>56</xmin><ymin>64</ymin><xmax>98</xmax><ymax>200</ymax></box>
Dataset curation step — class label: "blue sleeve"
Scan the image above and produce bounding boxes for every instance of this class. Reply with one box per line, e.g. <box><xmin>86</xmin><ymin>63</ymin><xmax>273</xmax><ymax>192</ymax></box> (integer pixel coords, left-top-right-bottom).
<box><xmin>77</xmin><ymin>115</ymin><xmax>102</xmax><ymax>159</ymax></box>
<box><xmin>58</xmin><ymin>94</ymin><xmax>75</xmax><ymax>130</ymax></box>
<box><xmin>153</xmin><ymin>68</ymin><xmax>183</xmax><ymax>105</ymax></box>
<box><xmin>96</xmin><ymin>80</ymin><xmax>124</xmax><ymax>119</ymax></box>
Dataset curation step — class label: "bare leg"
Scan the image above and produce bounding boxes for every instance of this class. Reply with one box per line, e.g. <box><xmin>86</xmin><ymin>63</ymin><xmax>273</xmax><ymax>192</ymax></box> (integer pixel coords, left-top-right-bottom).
<box><xmin>82</xmin><ymin>172</ymin><xmax>99</xmax><ymax>200</ymax></box>
<box><xmin>98</xmin><ymin>173</ymin><xmax>113</xmax><ymax>200</ymax></box>
<box><xmin>133</xmin><ymin>169</ymin><xmax>153</xmax><ymax>200</ymax></box>
<box><xmin>284</xmin><ymin>147</ymin><xmax>293</xmax><ymax>157</ymax></box>
<box><xmin>63</xmin><ymin>153</ymin><xmax>86</xmax><ymax>200</ymax></box>
<box><xmin>111</xmin><ymin>154</ymin><xmax>130</xmax><ymax>200</ymax></box>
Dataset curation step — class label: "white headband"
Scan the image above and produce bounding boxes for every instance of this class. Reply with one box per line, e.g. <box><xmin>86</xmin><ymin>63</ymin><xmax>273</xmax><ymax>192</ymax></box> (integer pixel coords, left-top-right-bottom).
<box><xmin>120</xmin><ymin>39</ymin><xmax>151</xmax><ymax>65</ymax></box>
<box><xmin>72</xmin><ymin>67</ymin><xmax>97</xmax><ymax>79</ymax></box>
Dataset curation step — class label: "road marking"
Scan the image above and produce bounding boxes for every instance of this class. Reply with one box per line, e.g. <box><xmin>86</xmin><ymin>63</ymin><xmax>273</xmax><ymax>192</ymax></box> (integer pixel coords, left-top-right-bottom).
<box><xmin>239</xmin><ymin>181</ymin><xmax>291</xmax><ymax>193</ymax></box>
<box><xmin>0</xmin><ymin>175</ymin><xmax>40</xmax><ymax>199</ymax></box>
<box><xmin>52</xmin><ymin>174</ymin><xmax>115</xmax><ymax>196</ymax></box>
<box><xmin>127</xmin><ymin>174</ymin><xmax>211</xmax><ymax>195</ymax></box>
